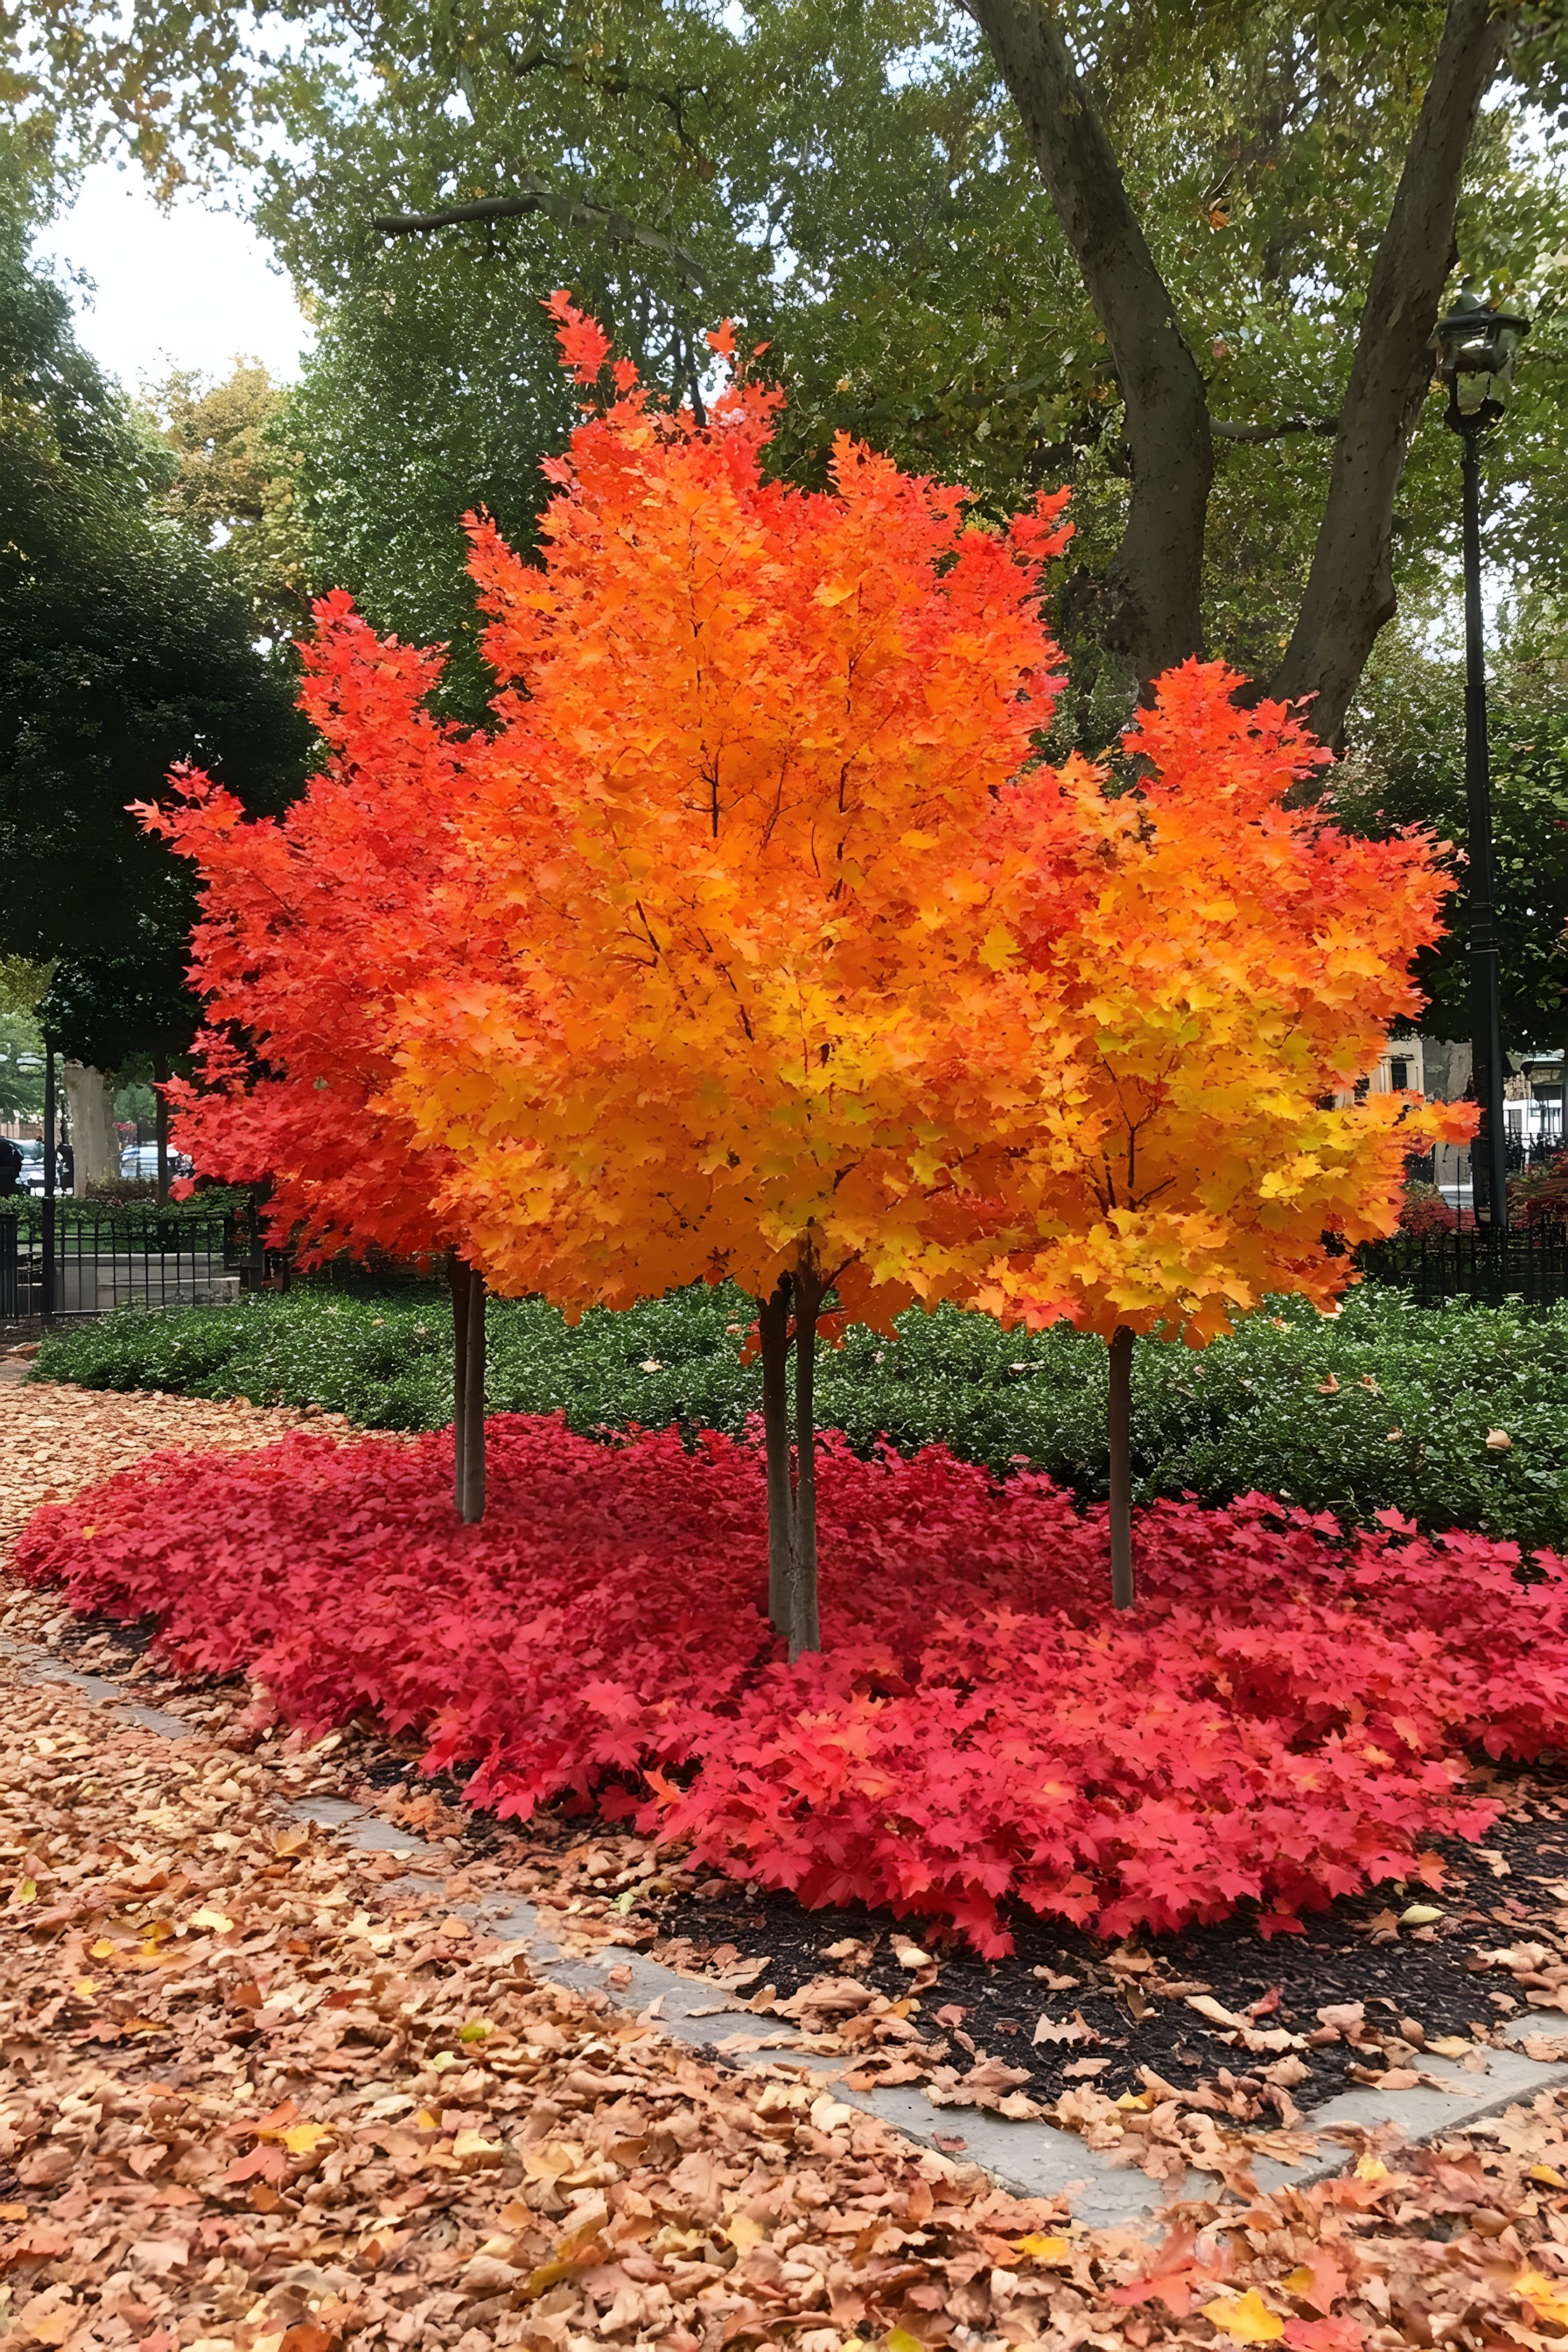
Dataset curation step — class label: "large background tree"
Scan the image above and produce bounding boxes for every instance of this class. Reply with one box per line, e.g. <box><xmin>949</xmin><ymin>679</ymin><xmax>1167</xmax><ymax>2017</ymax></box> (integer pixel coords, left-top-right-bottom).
<box><xmin>10</xmin><ymin>1</ymin><xmax>1565</xmax><ymax>743</ymax></box>
<box><xmin>143</xmin><ymin>357</ymin><xmax>310</xmax><ymax>648</ymax></box>
<box><xmin>1333</xmin><ymin>630</ymin><xmax>1568</xmax><ymax>1053</ymax></box>
<box><xmin>0</xmin><ymin>166</ymin><xmax>311</xmax><ymax>1074</ymax></box>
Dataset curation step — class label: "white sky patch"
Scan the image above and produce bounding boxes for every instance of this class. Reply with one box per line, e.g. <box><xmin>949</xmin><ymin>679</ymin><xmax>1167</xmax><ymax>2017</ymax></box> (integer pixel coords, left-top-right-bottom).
<box><xmin>33</xmin><ymin>162</ymin><xmax>312</xmax><ymax>392</ymax></box>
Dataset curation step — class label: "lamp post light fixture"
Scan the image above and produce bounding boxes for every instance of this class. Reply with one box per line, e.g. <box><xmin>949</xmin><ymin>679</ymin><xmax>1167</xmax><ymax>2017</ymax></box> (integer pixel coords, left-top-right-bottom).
<box><xmin>1433</xmin><ymin>277</ymin><xmax>1529</xmax><ymax>1230</ymax></box>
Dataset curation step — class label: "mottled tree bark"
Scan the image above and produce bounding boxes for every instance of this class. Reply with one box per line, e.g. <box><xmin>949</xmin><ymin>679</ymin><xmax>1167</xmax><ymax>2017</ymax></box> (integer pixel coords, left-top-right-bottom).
<box><xmin>1107</xmin><ymin>1325</ymin><xmax>1135</xmax><ymax>1609</ymax></box>
<box><xmin>964</xmin><ymin>0</ymin><xmax>1502</xmax><ymax>744</ymax></box>
<box><xmin>449</xmin><ymin>1252</ymin><xmax>471</xmax><ymax>1518</ymax></box>
<box><xmin>757</xmin><ymin>1277</ymin><xmax>794</xmax><ymax>1635</ymax></box>
<box><xmin>1268</xmin><ymin>0</ymin><xmax>1503</xmax><ymax>746</ymax></box>
<box><xmin>460</xmin><ymin>1264</ymin><xmax>486</xmax><ymax>1524</ymax></box>
<box><xmin>788</xmin><ymin>1261</ymin><xmax>826</xmax><ymax>1660</ymax></box>
<box><xmin>964</xmin><ymin>0</ymin><xmax>1212</xmax><ymax>684</ymax></box>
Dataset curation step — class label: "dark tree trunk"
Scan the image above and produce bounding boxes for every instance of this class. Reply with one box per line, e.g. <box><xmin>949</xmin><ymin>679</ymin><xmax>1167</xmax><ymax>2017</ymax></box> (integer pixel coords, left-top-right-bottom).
<box><xmin>788</xmin><ymin>1262</ymin><xmax>824</xmax><ymax>1660</ymax></box>
<box><xmin>153</xmin><ymin>1054</ymin><xmax>170</xmax><ymax>1208</ymax></box>
<box><xmin>757</xmin><ymin>1277</ymin><xmax>794</xmax><ymax>1635</ymax></box>
<box><xmin>461</xmin><ymin>1264</ymin><xmax>486</xmax><ymax>1523</ymax></box>
<box><xmin>450</xmin><ymin>1252</ymin><xmax>471</xmax><ymax>1517</ymax></box>
<box><xmin>1107</xmin><ymin>1325</ymin><xmax>1135</xmax><ymax>1609</ymax></box>
<box><xmin>963</xmin><ymin>0</ymin><xmax>1212</xmax><ymax>685</ymax></box>
<box><xmin>1267</xmin><ymin>0</ymin><xmax>1503</xmax><ymax>746</ymax></box>
<box><xmin>965</xmin><ymin>0</ymin><xmax>1501</xmax><ymax>745</ymax></box>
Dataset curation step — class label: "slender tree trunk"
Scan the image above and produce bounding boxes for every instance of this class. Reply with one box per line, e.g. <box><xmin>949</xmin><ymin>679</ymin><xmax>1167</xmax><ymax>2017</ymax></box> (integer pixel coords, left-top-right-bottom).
<box><xmin>788</xmin><ymin>1263</ymin><xmax>824</xmax><ymax>1661</ymax></box>
<box><xmin>1107</xmin><ymin>1325</ymin><xmax>1135</xmax><ymax>1609</ymax></box>
<box><xmin>757</xmin><ymin>1277</ymin><xmax>794</xmax><ymax>1636</ymax></box>
<box><xmin>450</xmin><ymin>1251</ymin><xmax>471</xmax><ymax>1517</ymax></box>
<box><xmin>1267</xmin><ymin>0</ymin><xmax>1503</xmax><ymax>746</ymax></box>
<box><xmin>461</xmin><ymin>1266</ymin><xmax>486</xmax><ymax>1523</ymax></box>
<box><xmin>153</xmin><ymin>1054</ymin><xmax>170</xmax><ymax>1208</ymax></box>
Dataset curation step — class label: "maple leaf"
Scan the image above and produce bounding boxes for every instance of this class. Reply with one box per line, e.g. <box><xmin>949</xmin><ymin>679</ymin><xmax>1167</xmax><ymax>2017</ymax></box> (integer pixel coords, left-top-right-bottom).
<box><xmin>1283</xmin><ymin>2250</ymin><xmax>1351</xmax><ymax>2314</ymax></box>
<box><xmin>1284</xmin><ymin>2322</ymin><xmax>1364</xmax><ymax>2352</ymax></box>
<box><xmin>1112</xmin><ymin>2226</ymin><xmax>1214</xmax><ymax>2316</ymax></box>
<box><xmin>1205</xmin><ymin>2287</ymin><xmax>1287</xmax><ymax>2342</ymax></box>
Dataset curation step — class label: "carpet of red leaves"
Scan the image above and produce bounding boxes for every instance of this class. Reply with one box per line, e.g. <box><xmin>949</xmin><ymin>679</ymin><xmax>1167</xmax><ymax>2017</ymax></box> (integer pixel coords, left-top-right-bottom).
<box><xmin>16</xmin><ymin>1417</ymin><xmax>1568</xmax><ymax>1955</ymax></box>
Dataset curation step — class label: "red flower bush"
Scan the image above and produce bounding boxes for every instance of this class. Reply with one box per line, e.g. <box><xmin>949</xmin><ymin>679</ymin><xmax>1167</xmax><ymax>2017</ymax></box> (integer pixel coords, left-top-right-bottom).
<box><xmin>17</xmin><ymin>1422</ymin><xmax>1564</xmax><ymax>1953</ymax></box>
<box><xmin>1513</xmin><ymin>1152</ymin><xmax>1568</xmax><ymax>1228</ymax></box>
<box><xmin>1396</xmin><ymin>1182</ymin><xmax>1460</xmax><ymax>1238</ymax></box>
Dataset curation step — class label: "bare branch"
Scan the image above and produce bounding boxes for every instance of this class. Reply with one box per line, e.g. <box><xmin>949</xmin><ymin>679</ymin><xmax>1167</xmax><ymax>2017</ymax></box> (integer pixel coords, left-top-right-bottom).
<box><xmin>1212</xmin><ymin>415</ymin><xmax>1339</xmax><ymax>443</ymax></box>
<box><xmin>372</xmin><ymin>180</ymin><xmax>704</xmax><ymax>284</ymax></box>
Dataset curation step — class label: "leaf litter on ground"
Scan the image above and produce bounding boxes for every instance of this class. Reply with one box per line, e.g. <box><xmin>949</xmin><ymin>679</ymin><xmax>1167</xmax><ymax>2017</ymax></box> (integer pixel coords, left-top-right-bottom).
<box><xmin>10</xmin><ymin>1382</ymin><xmax>1568</xmax><ymax>2345</ymax></box>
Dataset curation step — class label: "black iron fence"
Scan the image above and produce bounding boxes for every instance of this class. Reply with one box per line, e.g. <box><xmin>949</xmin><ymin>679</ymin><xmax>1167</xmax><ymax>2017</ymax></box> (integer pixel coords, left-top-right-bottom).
<box><xmin>1405</xmin><ymin>1132</ymin><xmax>1566</xmax><ymax>1191</ymax></box>
<box><xmin>1360</xmin><ymin>1219</ymin><xmax>1568</xmax><ymax>1306</ymax></box>
<box><xmin>0</xmin><ymin>1207</ymin><xmax>242</xmax><ymax>1323</ymax></box>
<box><xmin>7</xmin><ymin>1194</ymin><xmax>1568</xmax><ymax>1326</ymax></box>
<box><xmin>0</xmin><ymin>1196</ymin><xmax>446</xmax><ymax>1325</ymax></box>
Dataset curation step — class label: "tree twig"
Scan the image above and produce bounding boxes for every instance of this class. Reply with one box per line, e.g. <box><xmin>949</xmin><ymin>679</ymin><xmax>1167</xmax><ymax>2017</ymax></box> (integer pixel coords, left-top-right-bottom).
<box><xmin>372</xmin><ymin>182</ymin><xmax>704</xmax><ymax>283</ymax></box>
<box><xmin>1212</xmin><ymin>415</ymin><xmax>1340</xmax><ymax>442</ymax></box>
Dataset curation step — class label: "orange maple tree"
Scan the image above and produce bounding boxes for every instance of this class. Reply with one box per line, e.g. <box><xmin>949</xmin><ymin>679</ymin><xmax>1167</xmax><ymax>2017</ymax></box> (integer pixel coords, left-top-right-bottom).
<box><xmin>382</xmin><ymin>297</ymin><xmax>1075</xmax><ymax>1650</ymax></box>
<box><xmin>150</xmin><ymin>298</ymin><xmax>1468</xmax><ymax>1636</ymax></box>
<box><xmin>386</xmin><ymin>301</ymin><xmax>1466</xmax><ymax>1634</ymax></box>
<box><xmin>943</xmin><ymin>658</ymin><xmax>1474</xmax><ymax>1598</ymax></box>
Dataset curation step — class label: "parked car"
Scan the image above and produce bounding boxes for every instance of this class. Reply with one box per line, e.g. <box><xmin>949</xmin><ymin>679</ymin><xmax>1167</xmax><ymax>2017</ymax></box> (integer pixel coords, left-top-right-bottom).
<box><xmin>118</xmin><ymin>1143</ymin><xmax>193</xmax><ymax>1180</ymax></box>
<box><xmin>14</xmin><ymin>1139</ymin><xmax>45</xmax><ymax>1194</ymax></box>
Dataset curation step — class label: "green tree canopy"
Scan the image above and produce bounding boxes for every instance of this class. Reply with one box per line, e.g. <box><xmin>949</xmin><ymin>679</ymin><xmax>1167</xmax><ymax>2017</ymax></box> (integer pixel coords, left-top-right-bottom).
<box><xmin>0</xmin><ymin>1006</ymin><xmax>46</xmax><ymax>1119</ymax></box>
<box><xmin>284</xmin><ymin>247</ymin><xmax>576</xmax><ymax>716</ymax></box>
<box><xmin>141</xmin><ymin>357</ymin><xmax>311</xmax><ymax>646</ymax></box>
<box><xmin>0</xmin><ymin>171</ymin><xmax>312</xmax><ymax>1068</ymax></box>
<box><xmin>1333</xmin><ymin>631</ymin><xmax>1568</xmax><ymax>1054</ymax></box>
<box><xmin>11</xmin><ymin>2</ymin><xmax>1566</xmax><ymax>741</ymax></box>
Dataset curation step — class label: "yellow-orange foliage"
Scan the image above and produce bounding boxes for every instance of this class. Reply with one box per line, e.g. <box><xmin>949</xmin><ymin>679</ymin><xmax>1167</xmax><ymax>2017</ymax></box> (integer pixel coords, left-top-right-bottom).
<box><xmin>956</xmin><ymin>661</ymin><xmax>1476</xmax><ymax>1342</ymax></box>
<box><xmin>383</xmin><ymin>304</ymin><xmax>1467</xmax><ymax>1349</ymax></box>
<box><xmin>385</xmin><ymin>299</ymin><xmax>1075</xmax><ymax>1326</ymax></box>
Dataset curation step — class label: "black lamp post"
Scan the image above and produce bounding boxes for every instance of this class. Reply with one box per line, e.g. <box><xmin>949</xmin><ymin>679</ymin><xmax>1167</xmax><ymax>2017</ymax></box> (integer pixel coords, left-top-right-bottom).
<box><xmin>1433</xmin><ymin>277</ymin><xmax>1529</xmax><ymax>1230</ymax></box>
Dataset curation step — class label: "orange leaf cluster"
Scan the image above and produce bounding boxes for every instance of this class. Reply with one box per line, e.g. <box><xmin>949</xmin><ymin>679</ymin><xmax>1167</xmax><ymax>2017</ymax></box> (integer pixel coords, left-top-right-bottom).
<box><xmin>965</xmin><ymin>668</ymin><xmax>1475</xmax><ymax>1338</ymax></box>
<box><xmin>384</xmin><ymin>296</ymin><xmax>1074</xmax><ymax>1322</ymax></box>
<box><xmin>152</xmin><ymin>296</ymin><xmax>1472</xmax><ymax>1342</ymax></box>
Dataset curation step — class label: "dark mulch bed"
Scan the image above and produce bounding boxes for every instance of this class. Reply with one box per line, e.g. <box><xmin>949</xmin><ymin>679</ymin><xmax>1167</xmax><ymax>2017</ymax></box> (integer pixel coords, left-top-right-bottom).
<box><xmin>37</xmin><ymin>1606</ymin><xmax>1568</xmax><ymax>2114</ymax></box>
<box><xmin>645</xmin><ymin>1782</ymin><xmax>1568</xmax><ymax>2108</ymax></box>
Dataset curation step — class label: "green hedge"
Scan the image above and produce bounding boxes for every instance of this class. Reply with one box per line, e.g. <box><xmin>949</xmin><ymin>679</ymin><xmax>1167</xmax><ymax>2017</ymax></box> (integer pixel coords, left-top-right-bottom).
<box><xmin>32</xmin><ymin>1280</ymin><xmax>1568</xmax><ymax>1553</ymax></box>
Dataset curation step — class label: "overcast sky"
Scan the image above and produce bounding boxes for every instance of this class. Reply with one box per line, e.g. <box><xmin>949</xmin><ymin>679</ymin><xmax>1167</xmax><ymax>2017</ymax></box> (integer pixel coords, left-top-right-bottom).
<box><xmin>34</xmin><ymin>162</ymin><xmax>313</xmax><ymax>393</ymax></box>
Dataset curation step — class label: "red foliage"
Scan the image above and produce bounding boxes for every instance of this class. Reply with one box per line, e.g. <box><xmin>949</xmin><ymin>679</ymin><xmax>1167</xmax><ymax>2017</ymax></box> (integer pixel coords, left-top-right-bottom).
<box><xmin>137</xmin><ymin>597</ymin><xmax>486</xmax><ymax>1265</ymax></box>
<box><xmin>18</xmin><ymin>1425</ymin><xmax>1559</xmax><ymax>1954</ymax></box>
<box><xmin>1396</xmin><ymin>1186</ymin><xmax>1460</xmax><ymax>1238</ymax></box>
<box><xmin>1513</xmin><ymin>1152</ymin><xmax>1568</xmax><ymax>1228</ymax></box>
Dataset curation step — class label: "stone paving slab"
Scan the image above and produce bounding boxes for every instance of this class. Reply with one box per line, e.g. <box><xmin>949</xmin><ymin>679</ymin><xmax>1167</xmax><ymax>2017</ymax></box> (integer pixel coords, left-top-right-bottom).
<box><xmin>9</xmin><ymin>1628</ymin><xmax>1568</xmax><ymax>2222</ymax></box>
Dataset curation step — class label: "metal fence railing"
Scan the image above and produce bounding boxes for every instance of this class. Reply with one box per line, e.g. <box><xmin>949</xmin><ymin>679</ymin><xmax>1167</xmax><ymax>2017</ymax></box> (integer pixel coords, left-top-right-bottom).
<box><xmin>0</xmin><ymin>1208</ymin><xmax>241</xmax><ymax>1322</ymax></box>
<box><xmin>1406</xmin><ymin>1133</ymin><xmax>1565</xmax><ymax>1197</ymax></box>
<box><xmin>1360</xmin><ymin>1219</ymin><xmax>1568</xmax><ymax>1306</ymax></box>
